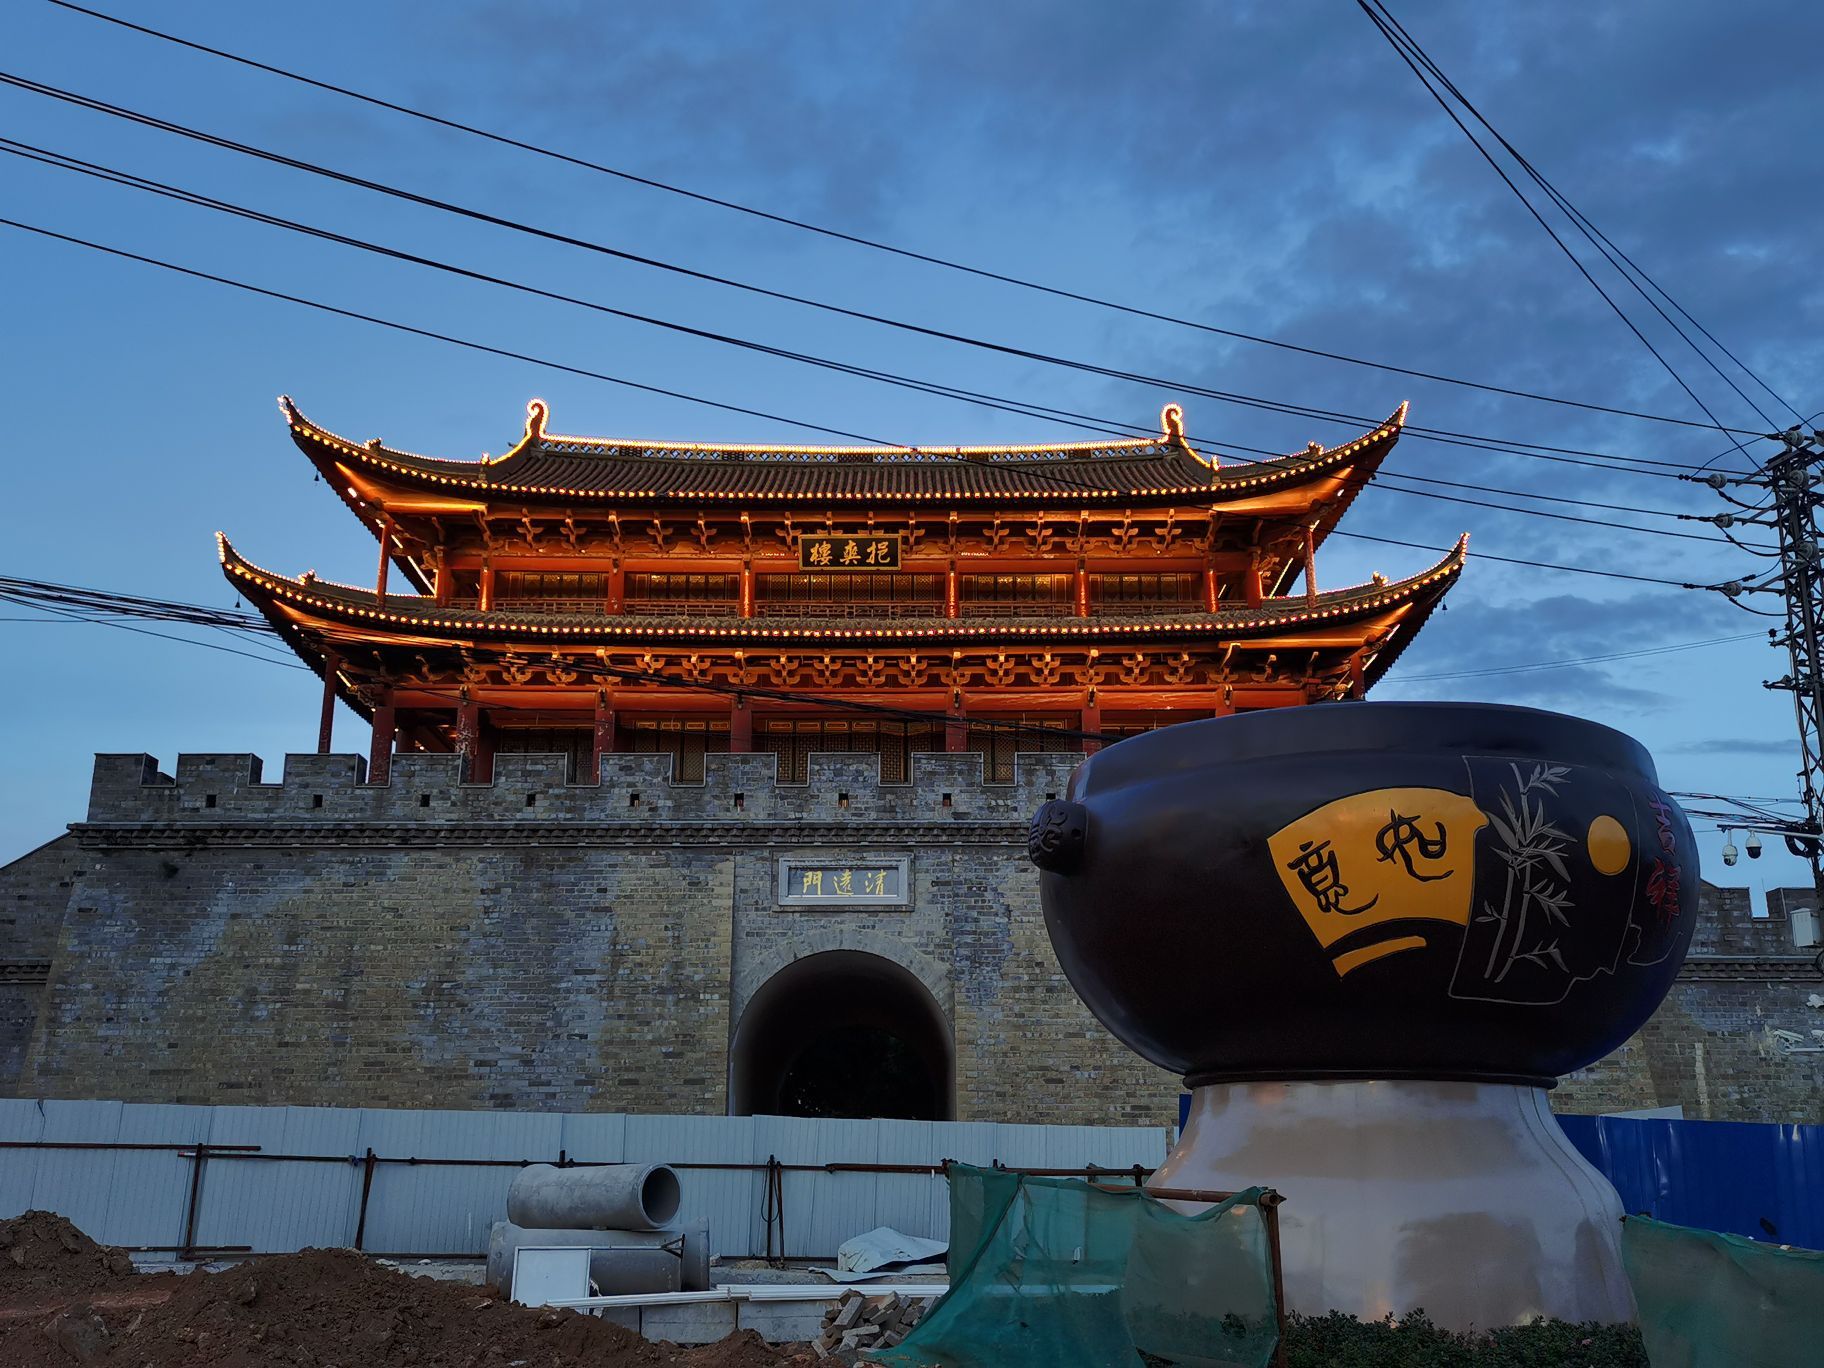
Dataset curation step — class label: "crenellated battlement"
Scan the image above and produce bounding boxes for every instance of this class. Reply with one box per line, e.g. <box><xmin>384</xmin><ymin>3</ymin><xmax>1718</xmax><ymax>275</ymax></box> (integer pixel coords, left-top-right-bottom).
<box><xmin>82</xmin><ymin>750</ymin><xmax>1084</xmax><ymax>827</ymax></box>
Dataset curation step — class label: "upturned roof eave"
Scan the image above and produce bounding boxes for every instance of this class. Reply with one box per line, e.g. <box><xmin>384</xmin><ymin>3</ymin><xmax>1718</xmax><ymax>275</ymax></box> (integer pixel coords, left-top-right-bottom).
<box><xmin>280</xmin><ymin>397</ymin><xmax>433</xmax><ymax>594</ymax></box>
<box><xmin>279</xmin><ymin>397</ymin><xmax>1407</xmax><ymax>511</ymax></box>
<box><xmin>217</xmin><ymin>533</ymin><xmax>1465</xmax><ymax>655</ymax></box>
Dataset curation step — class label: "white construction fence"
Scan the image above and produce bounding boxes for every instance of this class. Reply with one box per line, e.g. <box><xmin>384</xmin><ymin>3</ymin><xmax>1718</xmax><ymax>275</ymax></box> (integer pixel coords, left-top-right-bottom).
<box><xmin>0</xmin><ymin>1099</ymin><xmax>1168</xmax><ymax>1262</ymax></box>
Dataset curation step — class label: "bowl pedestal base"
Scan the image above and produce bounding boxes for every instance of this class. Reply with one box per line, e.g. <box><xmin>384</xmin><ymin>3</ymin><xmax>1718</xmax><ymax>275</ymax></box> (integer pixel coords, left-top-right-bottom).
<box><xmin>1150</xmin><ymin>1079</ymin><xmax>1634</xmax><ymax>1330</ymax></box>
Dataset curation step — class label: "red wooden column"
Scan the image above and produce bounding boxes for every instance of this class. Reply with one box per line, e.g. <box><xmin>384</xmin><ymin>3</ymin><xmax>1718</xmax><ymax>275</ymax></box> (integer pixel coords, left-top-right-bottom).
<box><xmin>432</xmin><ymin>554</ymin><xmax>451</xmax><ymax>607</ymax></box>
<box><xmin>1075</xmin><ymin>562</ymin><xmax>1089</xmax><ymax>617</ymax></box>
<box><xmin>1080</xmin><ymin>691</ymin><xmax>1102</xmax><ymax>756</ymax></box>
<box><xmin>478</xmin><ymin>560</ymin><xmax>495</xmax><ymax>611</ymax></box>
<box><xmin>1203</xmin><ymin>566</ymin><xmax>1220</xmax><ymax>613</ymax></box>
<box><xmin>739</xmin><ymin>564</ymin><xmax>754</xmax><ymax>619</ymax></box>
<box><xmin>1246</xmin><ymin>550</ymin><xmax>1264</xmax><ymax>608</ymax></box>
<box><xmin>317</xmin><ymin>650</ymin><xmax>339</xmax><ymax>754</ymax></box>
<box><xmin>1303</xmin><ymin>525</ymin><xmax>1318</xmax><ymax>607</ymax></box>
<box><xmin>375</xmin><ymin>516</ymin><xmax>393</xmax><ymax>605</ymax></box>
<box><xmin>607</xmin><ymin>562</ymin><xmax>625</xmax><ymax>614</ymax></box>
<box><xmin>730</xmin><ymin>697</ymin><xmax>753</xmax><ymax>753</ymax></box>
<box><xmin>590</xmin><ymin>690</ymin><xmax>616</xmax><ymax>781</ymax></box>
<box><xmin>368</xmin><ymin>689</ymin><xmax>396</xmax><ymax>785</ymax></box>
<box><xmin>474</xmin><ymin>726</ymin><xmax>495</xmax><ymax>785</ymax></box>
<box><xmin>945</xmin><ymin>692</ymin><xmax>968</xmax><ymax>753</ymax></box>
<box><xmin>1348</xmin><ymin>650</ymin><xmax>1367</xmax><ymax>699</ymax></box>
<box><xmin>945</xmin><ymin>561</ymin><xmax>959</xmax><ymax>619</ymax></box>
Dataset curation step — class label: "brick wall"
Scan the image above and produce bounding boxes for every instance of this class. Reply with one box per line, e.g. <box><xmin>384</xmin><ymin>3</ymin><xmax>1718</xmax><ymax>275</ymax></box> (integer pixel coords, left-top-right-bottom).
<box><xmin>0</xmin><ymin>834</ymin><xmax>84</xmax><ymax>1093</ymax></box>
<box><xmin>4</xmin><ymin>751</ymin><xmax>1815</xmax><ymax>1124</ymax></box>
<box><xmin>6</xmin><ymin>750</ymin><xmax>1175</xmax><ymax>1123</ymax></box>
<box><xmin>1553</xmin><ymin>881</ymin><xmax>1824</xmax><ymax>1122</ymax></box>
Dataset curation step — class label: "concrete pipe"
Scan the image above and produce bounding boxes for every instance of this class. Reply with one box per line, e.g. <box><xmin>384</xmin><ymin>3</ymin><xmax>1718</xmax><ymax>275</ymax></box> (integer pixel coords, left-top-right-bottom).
<box><xmin>507</xmin><ymin>1162</ymin><xmax>682</xmax><ymax>1232</ymax></box>
<box><xmin>487</xmin><ymin>1219</ymin><xmax>710</xmax><ymax>1295</ymax></box>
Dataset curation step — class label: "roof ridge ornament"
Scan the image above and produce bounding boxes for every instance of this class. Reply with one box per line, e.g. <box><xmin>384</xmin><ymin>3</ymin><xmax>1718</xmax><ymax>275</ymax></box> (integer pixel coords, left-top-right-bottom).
<box><xmin>489</xmin><ymin>398</ymin><xmax>549</xmax><ymax>466</ymax></box>
<box><xmin>1161</xmin><ymin>401</ymin><xmax>1219</xmax><ymax>476</ymax></box>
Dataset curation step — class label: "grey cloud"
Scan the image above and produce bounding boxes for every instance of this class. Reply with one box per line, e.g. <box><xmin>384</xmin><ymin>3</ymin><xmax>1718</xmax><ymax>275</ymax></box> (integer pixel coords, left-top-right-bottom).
<box><xmin>1673</xmin><ymin>737</ymin><xmax>1798</xmax><ymax>756</ymax></box>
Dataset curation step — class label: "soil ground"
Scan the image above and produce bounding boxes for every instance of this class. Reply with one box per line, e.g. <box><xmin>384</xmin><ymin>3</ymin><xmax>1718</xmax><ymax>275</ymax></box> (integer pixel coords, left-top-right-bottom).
<box><xmin>0</xmin><ymin>1211</ymin><xmax>812</xmax><ymax>1367</ymax></box>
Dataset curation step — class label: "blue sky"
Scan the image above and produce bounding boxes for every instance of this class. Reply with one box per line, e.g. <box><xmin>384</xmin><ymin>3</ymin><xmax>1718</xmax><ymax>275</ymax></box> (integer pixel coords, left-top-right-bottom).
<box><xmin>1</xmin><ymin>1</ymin><xmax>1820</xmax><ymax>911</ymax></box>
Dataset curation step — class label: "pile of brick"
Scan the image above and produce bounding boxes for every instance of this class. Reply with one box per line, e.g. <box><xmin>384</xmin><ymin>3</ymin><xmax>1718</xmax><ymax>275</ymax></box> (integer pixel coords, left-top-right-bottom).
<box><xmin>809</xmin><ymin>1289</ymin><xmax>930</xmax><ymax>1360</ymax></box>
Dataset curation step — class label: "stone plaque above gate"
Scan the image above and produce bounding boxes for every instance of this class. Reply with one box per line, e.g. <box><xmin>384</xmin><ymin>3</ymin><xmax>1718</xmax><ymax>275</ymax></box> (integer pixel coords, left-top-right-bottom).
<box><xmin>776</xmin><ymin>855</ymin><xmax>912</xmax><ymax>910</ymax></box>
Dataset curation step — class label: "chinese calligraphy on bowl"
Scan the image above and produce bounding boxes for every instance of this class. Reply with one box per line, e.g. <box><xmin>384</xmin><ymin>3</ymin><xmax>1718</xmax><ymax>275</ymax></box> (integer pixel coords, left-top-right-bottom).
<box><xmin>1268</xmin><ymin>758</ymin><xmax>1685</xmax><ymax>1004</ymax></box>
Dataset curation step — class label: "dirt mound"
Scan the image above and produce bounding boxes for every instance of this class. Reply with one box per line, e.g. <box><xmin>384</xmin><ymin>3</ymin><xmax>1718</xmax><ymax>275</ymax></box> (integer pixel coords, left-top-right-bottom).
<box><xmin>0</xmin><ymin>1212</ymin><xmax>136</xmax><ymax>1298</ymax></box>
<box><xmin>2</xmin><ymin>1243</ymin><xmax>808</xmax><ymax>1367</ymax></box>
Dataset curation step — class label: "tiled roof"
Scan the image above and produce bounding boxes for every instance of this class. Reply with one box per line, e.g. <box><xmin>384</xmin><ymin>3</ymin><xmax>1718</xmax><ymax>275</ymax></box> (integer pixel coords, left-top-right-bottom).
<box><xmin>282</xmin><ymin>397</ymin><xmax>1406</xmax><ymax>505</ymax></box>
<box><xmin>219</xmin><ymin>534</ymin><xmax>1465</xmax><ymax>650</ymax></box>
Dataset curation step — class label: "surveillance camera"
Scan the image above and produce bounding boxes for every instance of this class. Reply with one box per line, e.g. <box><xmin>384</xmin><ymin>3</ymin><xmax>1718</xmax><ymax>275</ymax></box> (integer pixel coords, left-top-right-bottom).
<box><xmin>1747</xmin><ymin>833</ymin><xmax>1763</xmax><ymax>859</ymax></box>
<box><xmin>1722</xmin><ymin>841</ymin><xmax>1739</xmax><ymax>866</ymax></box>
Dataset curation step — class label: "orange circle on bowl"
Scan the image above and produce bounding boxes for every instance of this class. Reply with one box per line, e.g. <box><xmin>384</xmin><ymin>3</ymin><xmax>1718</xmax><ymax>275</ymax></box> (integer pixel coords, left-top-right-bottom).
<box><xmin>1587</xmin><ymin>815</ymin><xmax>1631</xmax><ymax>875</ymax></box>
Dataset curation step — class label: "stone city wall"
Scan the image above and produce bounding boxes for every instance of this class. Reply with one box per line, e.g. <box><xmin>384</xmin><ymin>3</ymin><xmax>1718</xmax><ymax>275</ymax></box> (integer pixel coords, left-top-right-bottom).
<box><xmin>5</xmin><ymin>750</ymin><xmax>1176</xmax><ymax>1123</ymax></box>
<box><xmin>0</xmin><ymin>835</ymin><xmax>81</xmax><ymax>1091</ymax></box>
<box><xmin>1554</xmin><ymin>882</ymin><xmax>1823</xmax><ymax>1122</ymax></box>
<box><xmin>2</xmin><ymin>751</ymin><xmax>1817</xmax><ymax>1123</ymax></box>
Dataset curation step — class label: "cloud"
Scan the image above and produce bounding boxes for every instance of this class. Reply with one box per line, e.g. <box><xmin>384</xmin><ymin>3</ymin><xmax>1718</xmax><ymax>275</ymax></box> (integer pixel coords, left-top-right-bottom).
<box><xmin>1672</xmin><ymin>737</ymin><xmax>1796</xmax><ymax>756</ymax></box>
<box><xmin>1374</xmin><ymin>588</ymin><xmax>1742</xmax><ymax>711</ymax></box>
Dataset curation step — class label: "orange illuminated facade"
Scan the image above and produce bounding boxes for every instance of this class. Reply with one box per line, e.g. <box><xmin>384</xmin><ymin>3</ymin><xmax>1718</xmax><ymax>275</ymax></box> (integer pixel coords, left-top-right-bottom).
<box><xmin>221</xmin><ymin>397</ymin><xmax>1465</xmax><ymax>783</ymax></box>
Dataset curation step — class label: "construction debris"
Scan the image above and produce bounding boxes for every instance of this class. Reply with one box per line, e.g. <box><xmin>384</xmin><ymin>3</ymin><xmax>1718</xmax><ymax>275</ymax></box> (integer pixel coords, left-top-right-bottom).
<box><xmin>809</xmin><ymin>1289</ymin><xmax>931</xmax><ymax>1363</ymax></box>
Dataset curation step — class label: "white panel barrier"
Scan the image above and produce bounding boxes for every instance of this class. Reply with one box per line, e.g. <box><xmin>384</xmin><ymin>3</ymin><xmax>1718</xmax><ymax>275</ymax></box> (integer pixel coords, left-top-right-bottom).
<box><xmin>0</xmin><ymin>1099</ymin><xmax>1167</xmax><ymax>1261</ymax></box>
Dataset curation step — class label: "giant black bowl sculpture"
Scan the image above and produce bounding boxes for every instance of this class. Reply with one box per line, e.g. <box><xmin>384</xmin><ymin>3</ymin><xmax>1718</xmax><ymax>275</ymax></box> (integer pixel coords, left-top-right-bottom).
<box><xmin>1029</xmin><ymin>702</ymin><xmax>1699</xmax><ymax>1087</ymax></box>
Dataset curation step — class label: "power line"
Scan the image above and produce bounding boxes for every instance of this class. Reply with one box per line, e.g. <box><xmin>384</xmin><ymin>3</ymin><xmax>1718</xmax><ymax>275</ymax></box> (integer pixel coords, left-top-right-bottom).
<box><xmin>0</xmin><ymin>215</ymin><xmax>1751</xmax><ymax>583</ymax></box>
<box><xmin>3</xmin><ymin>136</ymin><xmax>1769</xmax><ymax>545</ymax></box>
<box><xmin>0</xmin><ymin>597</ymin><xmax>310</xmax><ymax>670</ymax></box>
<box><xmin>0</xmin><ymin>574</ymin><xmax>1117</xmax><ymax>744</ymax></box>
<box><xmin>0</xmin><ymin>218</ymin><xmax>905</xmax><ymax>446</ymax></box>
<box><xmin>0</xmin><ymin>137</ymin><xmax>1145</xmax><ymax>446</ymax></box>
<box><xmin>6</xmin><ymin>575</ymin><xmax>1769</xmax><ymax>750</ymax></box>
<box><xmin>0</xmin><ymin>68</ymin><xmax>1764</xmax><ymax>472</ymax></box>
<box><xmin>35</xmin><ymin>0</ymin><xmax>1783</xmax><ymax>437</ymax></box>
<box><xmin>1365</xmin><ymin>476</ymin><xmax>1750</xmax><ymax>546</ymax></box>
<box><xmin>1354</xmin><ymin>1</ymin><xmax>1744</xmax><ymax>448</ymax></box>
<box><xmin>1360</xmin><ymin>0</ymin><xmax>1801</xmax><ymax>431</ymax></box>
<box><xmin>0</xmin><ymin>573</ymin><xmax>268</xmax><ymax>629</ymax></box>
<box><xmin>1326</xmin><ymin>529</ymin><xmax>1702</xmax><ymax>589</ymax></box>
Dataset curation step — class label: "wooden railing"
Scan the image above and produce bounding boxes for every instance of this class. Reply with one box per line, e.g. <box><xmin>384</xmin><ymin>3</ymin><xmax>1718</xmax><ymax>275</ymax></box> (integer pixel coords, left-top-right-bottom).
<box><xmin>1090</xmin><ymin>599</ymin><xmax>1202</xmax><ymax>616</ymax></box>
<box><xmin>959</xmin><ymin>601</ymin><xmax>1076</xmax><ymax>618</ymax></box>
<box><xmin>754</xmin><ymin>600</ymin><xmax>944</xmax><ymax>619</ymax></box>
<box><xmin>623</xmin><ymin>598</ymin><xmax>742</xmax><ymax>618</ymax></box>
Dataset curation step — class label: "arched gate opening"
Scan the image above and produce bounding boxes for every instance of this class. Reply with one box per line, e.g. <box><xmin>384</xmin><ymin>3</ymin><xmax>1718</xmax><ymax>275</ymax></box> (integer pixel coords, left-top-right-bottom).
<box><xmin>729</xmin><ymin>950</ymin><xmax>954</xmax><ymax>1120</ymax></box>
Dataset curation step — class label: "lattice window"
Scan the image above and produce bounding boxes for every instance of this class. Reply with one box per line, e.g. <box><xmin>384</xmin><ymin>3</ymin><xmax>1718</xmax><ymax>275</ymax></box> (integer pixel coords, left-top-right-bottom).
<box><xmin>1089</xmin><ymin>573</ymin><xmax>1197</xmax><ymax>605</ymax></box>
<box><xmin>756</xmin><ymin>719</ymin><xmax>940</xmax><ymax>783</ymax></box>
<box><xmin>626</xmin><ymin>718</ymin><xmax>731</xmax><ymax>782</ymax></box>
<box><xmin>965</xmin><ymin>716</ymin><xmax>1077</xmax><ymax>783</ymax></box>
<box><xmin>959</xmin><ymin>574</ymin><xmax>1072</xmax><ymax>604</ymax></box>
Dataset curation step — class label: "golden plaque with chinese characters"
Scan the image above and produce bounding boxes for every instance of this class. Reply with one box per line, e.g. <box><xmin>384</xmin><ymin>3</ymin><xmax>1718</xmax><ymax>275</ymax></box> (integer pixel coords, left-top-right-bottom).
<box><xmin>775</xmin><ymin>855</ymin><xmax>912</xmax><ymax>909</ymax></box>
<box><xmin>797</xmin><ymin>533</ymin><xmax>902</xmax><ymax>571</ymax></box>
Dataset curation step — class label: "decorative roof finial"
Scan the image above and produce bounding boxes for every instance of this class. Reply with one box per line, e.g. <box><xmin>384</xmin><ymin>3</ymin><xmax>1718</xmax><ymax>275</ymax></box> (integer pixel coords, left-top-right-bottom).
<box><xmin>524</xmin><ymin>398</ymin><xmax>548</xmax><ymax>445</ymax></box>
<box><xmin>1160</xmin><ymin>403</ymin><xmax>1187</xmax><ymax>446</ymax></box>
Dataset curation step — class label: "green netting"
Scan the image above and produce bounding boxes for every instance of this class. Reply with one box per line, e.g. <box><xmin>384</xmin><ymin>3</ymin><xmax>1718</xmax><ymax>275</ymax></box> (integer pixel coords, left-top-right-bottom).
<box><xmin>1622</xmin><ymin>1214</ymin><xmax>1824</xmax><ymax>1368</ymax></box>
<box><xmin>871</xmin><ymin>1165</ymin><xmax>1280</xmax><ymax>1368</ymax></box>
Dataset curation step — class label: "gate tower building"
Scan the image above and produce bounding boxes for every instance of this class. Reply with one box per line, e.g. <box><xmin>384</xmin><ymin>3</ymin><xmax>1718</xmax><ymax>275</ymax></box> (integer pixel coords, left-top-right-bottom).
<box><xmin>227</xmin><ymin>397</ymin><xmax>1462</xmax><ymax>782</ymax></box>
<box><xmin>6</xmin><ymin>397</ymin><xmax>1468</xmax><ymax>1123</ymax></box>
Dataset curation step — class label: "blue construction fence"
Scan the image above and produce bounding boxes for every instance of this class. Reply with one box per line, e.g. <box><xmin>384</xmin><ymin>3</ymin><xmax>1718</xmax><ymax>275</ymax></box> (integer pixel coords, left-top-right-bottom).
<box><xmin>1558</xmin><ymin>1113</ymin><xmax>1824</xmax><ymax>1252</ymax></box>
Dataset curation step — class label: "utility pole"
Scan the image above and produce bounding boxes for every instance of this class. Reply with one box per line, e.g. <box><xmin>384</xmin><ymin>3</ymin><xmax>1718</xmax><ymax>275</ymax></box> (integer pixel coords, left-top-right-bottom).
<box><xmin>1697</xmin><ymin>425</ymin><xmax>1824</xmax><ymax>946</ymax></box>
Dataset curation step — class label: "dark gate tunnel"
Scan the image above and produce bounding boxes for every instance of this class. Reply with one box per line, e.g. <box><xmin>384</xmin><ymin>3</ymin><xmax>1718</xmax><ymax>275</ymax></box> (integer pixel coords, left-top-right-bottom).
<box><xmin>729</xmin><ymin>950</ymin><xmax>955</xmax><ymax>1120</ymax></box>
